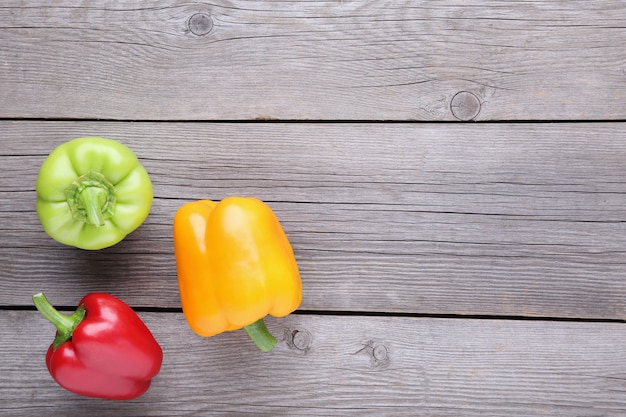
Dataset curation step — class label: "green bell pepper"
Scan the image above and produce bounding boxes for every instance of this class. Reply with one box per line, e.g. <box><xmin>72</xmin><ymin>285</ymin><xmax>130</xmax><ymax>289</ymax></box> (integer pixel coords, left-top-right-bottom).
<box><xmin>36</xmin><ymin>137</ymin><xmax>153</xmax><ymax>250</ymax></box>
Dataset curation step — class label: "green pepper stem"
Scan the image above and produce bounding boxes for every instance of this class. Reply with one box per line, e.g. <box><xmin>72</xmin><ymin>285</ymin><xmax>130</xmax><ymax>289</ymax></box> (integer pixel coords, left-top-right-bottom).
<box><xmin>243</xmin><ymin>318</ymin><xmax>277</xmax><ymax>352</ymax></box>
<box><xmin>32</xmin><ymin>293</ymin><xmax>85</xmax><ymax>350</ymax></box>
<box><xmin>79</xmin><ymin>186</ymin><xmax>106</xmax><ymax>227</ymax></box>
<box><xmin>65</xmin><ymin>170</ymin><xmax>116</xmax><ymax>227</ymax></box>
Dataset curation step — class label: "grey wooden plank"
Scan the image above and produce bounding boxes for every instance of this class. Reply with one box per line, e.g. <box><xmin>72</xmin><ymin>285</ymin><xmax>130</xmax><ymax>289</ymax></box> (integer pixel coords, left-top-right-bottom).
<box><xmin>0</xmin><ymin>1</ymin><xmax>624</xmax><ymax>121</ymax></box>
<box><xmin>1</xmin><ymin>311</ymin><xmax>625</xmax><ymax>416</ymax></box>
<box><xmin>1</xmin><ymin>121</ymin><xmax>626</xmax><ymax>320</ymax></box>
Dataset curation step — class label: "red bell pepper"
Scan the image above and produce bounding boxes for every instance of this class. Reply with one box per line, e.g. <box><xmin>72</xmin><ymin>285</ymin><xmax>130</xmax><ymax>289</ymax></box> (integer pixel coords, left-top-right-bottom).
<box><xmin>32</xmin><ymin>292</ymin><xmax>163</xmax><ymax>400</ymax></box>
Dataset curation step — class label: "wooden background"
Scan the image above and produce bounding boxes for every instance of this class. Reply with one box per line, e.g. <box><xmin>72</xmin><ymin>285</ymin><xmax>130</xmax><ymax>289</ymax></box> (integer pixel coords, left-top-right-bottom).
<box><xmin>1</xmin><ymin>1</ymin><xmax>625</xmax><ymax>416</ymax></box>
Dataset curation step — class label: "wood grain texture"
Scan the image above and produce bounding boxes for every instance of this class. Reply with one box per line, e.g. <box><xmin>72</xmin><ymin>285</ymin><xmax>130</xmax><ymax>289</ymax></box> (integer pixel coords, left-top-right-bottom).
<box><xmin>0</xmin><ymin>1</ymin><xmax>624</xmax><ymax>121</ymax></box>
<box><xmin>2</xmin><ymin>121</ymin><xmax>626</xmax><ymax>320</ymax></box>
<box><xmin>1</xmin><ymin>311</ymin><xmax>624</xmax><ymax>416</ymax></box>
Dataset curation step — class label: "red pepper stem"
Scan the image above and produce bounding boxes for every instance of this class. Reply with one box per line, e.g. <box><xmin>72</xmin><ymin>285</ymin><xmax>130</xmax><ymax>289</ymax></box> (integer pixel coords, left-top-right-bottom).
<box><xmin>32</xmin><ymin>293</ymin><xmax>86</xmax><ymax>350</ymax></box>
<box><xmin>243</xmin><ymin>318</ymin><xmax>276</xmax><ymax>352</ymax></box>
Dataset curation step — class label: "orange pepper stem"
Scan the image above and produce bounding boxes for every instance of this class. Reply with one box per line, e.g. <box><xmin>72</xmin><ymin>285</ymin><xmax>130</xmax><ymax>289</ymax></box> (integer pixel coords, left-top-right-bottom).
<box><xmin>243</xmin><ymin>318</ymin><xmax>276</xmax><ymax>352</ymax></box>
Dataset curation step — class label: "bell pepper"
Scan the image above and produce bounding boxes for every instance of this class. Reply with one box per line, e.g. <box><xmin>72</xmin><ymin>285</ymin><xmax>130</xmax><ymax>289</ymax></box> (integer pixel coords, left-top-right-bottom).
<box><xmin>36</xmin><ymin>137</ymin><xmax>153</xmax><ymax>250</ymax></box>
<box><xmin>32</xmin><ymin>292</ymin><xmax>163</xmax><ymax>400</ymax></box>
<box><xmin>173</xmin><ymin>197</ymin><xmax>302</xmax><ymax>352</ymax></box>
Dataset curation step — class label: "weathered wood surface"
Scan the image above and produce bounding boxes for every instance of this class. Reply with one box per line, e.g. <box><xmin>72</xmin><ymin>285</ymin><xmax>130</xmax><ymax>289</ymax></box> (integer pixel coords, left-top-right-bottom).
<box><xmin>3</xmin><ymin>312</ymin><xmax>625</xmax><ymax>416</ymax></box>
<box><xmin>2</xmin><ymin>121</ymin><xmax>626</xmax><ymax>320</ymax></box>
<box><xmin>2</xmin><ymin>1</ymin><xmax>626</xmax><ymax>415</ymax></box>
<box><xmin>0</xmin><ymin>0</ymin><xmax>625</xmax><ymax>121</ymax></box>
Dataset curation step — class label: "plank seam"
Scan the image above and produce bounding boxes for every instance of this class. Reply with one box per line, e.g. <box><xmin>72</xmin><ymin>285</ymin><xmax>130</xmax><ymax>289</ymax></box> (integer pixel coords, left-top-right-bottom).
<box><xmin>3</xmin><ymin>305</ymin><xmax>624</xmax><ymax>324</ymax></box>
<box><xmin>1</xmin><ymin>117</ymin><xmax>626</xmax><ymax>124</ymax></box>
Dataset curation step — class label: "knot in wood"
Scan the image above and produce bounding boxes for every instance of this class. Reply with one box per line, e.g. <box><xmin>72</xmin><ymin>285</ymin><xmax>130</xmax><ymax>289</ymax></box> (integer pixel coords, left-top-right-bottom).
<box><xmin>287</xmin><ymin>329</ymin><xmax>312</xmax><ymax>353</ymax></box>
<box><xmin>358</xmin><ymin>340</ymin><xmax>390</xmax><ymax>367</ymax></box>
<box><xmin>372</xmin><ymin>343</ymin><xmax>389</xmax><ymax>362</ymax></box>
<box><xmin>450</xmin><ymin>91</ymin><xmax>481</xmax><ymax>121</ymax></box>
<box><xmin>188</xmin><ymin>13</ymin><xmax>213</xmax><ymax>36</ymax></box>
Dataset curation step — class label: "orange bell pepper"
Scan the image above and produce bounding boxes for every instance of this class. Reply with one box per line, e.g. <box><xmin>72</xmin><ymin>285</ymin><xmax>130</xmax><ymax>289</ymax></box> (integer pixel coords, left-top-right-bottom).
<box><xmin>173</xmin><ymin>197</ymin><xmax>302</xmax><ymax>352</ymax></box>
